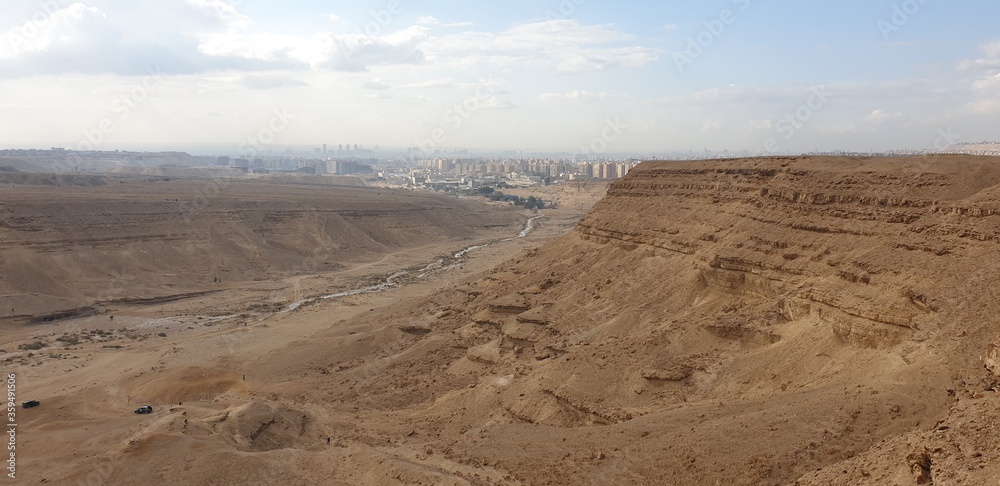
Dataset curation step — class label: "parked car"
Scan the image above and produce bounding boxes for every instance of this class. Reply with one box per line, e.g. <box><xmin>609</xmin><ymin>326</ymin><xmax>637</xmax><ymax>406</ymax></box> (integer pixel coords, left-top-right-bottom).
<box><xmin>133</xmin><ymin>405</ymin><xmax>153</xmax><ymax>414</ymax></box>
<box><xmin>21</xmin><ymin>400</ymin><xmax>40</xmax><ymax>408</ymax></box>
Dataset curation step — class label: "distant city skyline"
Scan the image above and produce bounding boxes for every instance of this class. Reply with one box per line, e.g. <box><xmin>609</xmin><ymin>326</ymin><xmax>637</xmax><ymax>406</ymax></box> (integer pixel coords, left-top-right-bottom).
<box><xmin>1</xmin><ymin>1</ymin><xmax>999</xmax><ymax>154</ymax></box>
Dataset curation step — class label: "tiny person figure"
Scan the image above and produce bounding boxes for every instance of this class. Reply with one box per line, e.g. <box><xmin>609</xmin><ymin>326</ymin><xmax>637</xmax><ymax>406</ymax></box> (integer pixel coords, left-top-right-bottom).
<box><xmin>327</xmin><ymin>436</ymin><xmax>331</xmax><ymax>445</ymax></box>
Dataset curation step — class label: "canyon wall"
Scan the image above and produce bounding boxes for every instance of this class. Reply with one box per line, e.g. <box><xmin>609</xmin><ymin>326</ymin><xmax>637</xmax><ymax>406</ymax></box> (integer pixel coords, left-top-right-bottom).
<box><xmin>399</xmin><ymin>155</ymin><xmax>1000</xmax><ymax>484</ymax></box>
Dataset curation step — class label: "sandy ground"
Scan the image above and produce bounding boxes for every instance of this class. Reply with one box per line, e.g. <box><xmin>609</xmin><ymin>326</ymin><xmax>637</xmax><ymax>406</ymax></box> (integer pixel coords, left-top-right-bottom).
<box><xmin>1</xmin><ymin>179</ymin><xmax>588</xmax><ymax>486</ymax></box>
<box><xmin>8</xmin><ymin>157</ymin><xmax>1000</xmax><ymax>485</ymax></box>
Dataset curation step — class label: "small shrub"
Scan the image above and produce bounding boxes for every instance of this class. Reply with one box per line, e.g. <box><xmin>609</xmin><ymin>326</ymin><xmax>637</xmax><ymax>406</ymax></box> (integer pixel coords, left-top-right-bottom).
<box><xmin>56</xmin><ymin>334</ymin><xmax>80</xmax><ymax>345</ymax></box>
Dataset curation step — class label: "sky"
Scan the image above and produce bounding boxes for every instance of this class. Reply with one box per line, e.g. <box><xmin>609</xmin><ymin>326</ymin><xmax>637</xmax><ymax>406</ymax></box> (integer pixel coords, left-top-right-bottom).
<box><xmin>0</xmin><ymin>0</ymin><xmax>998</xmax><ymax>155</ymax></box>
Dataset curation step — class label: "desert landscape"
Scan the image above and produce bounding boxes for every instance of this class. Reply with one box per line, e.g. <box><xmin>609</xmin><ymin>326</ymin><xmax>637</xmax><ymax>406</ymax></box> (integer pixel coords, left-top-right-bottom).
<box><xmin>5</xmin><ymin>155</ymin><xmax>1000</xmax><ymax>484</ymax></box>
<box><xmin>5</xmin><ymin>0</ymin><xmax>1000</xmax><ymax>483</ymax></box>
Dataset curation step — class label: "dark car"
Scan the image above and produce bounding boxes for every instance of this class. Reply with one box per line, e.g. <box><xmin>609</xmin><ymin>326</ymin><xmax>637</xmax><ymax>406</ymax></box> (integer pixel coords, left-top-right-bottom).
<box><xmin>21</xmin><ymin>400</ymin><xmax>40</xmax><ymax>409</ymax></box>
<box><xmin>133</xmin><ymin>405</ymin><xmax>153</xmax><ymax>414</ymax></box>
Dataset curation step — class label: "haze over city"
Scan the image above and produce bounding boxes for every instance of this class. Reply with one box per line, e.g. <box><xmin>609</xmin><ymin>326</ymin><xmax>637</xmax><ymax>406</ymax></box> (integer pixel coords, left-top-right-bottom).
<box><xmin>1</xmin><ymin>0</ymin><xmax>999</xmax><ymax>155</ymax></box>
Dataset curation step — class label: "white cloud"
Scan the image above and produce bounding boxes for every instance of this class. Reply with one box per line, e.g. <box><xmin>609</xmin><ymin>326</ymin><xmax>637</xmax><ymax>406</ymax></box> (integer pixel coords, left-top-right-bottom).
<box><xmin>363</xmin><ymin>78</ymin><xmax>391</xmax><ymax>90</ymax></box>
<box><xmin>983</xmin><ymin>41</ymin><xmax>1000</xmax><ymax>59</ymax></box>
<box><xmin>196</xmin><ymin>25</ymin><xmax>429</xmax><ymax>72</ymax></box>
<box><xmin>817</xmin><ymin>124</ymin><xmax>859</xmax><ymax>134</ymax></box>
<box><xmin>399</xmin><ymin>78</ymin><xmax>457</xmax><ymax>89</ymax></box>
<box><xmin>865</xmin><ymin>109</ymin><xmax>906</xmax><ymax>125</ymax></box>
<box><xmin>966</xmin><ymin>99</ymin><xmax>1000</xmax><ymax>114</ymax></box>
<box><xmin>959</xmin><ymin>41</ymin><xmax>1000</xmax><ymax>71</ymax></box>
<box><xmin>321</xmin><ymin>26</ymin><xmax>429</xmax><ymax>71</ymax></box>
<box><xmin>242</xmin><ymin>75</ymin><xmax>309</xmax><ymax>90</ymax></box>
<box><xmin>185</xmin><ymin>0</ymin><xmax>253</xmax><ymax>29</ymax></box>
<box><xmin>0</xmin><ymin>2</ymin><xmax>299</xmax><ymax>77</ymax></box>
<box><xmin>417</xmin><ymin>16</ymin><xmax>474</xmax><ymax>28</ymax></box>
<box><xmin>959</xmin><ymin>41</ymin><xmax>1000</xmax><ymax>114</ymax></box>
<box><xmin>481</xmin><ymin>97</ymin><xmax>517</xmax><ymax>110</ymax></box>
<box><xmin>2</xmin><ymin>8</ymin><xmax>657</xmax><ymax>79</ymax></box>
<box><xmin>740</xmin><ymin>119</ymin><xmax>773</xmax><ymax>133</ymax></box>
<box><xmin>423</xmin><ymin>19</ymin><xmax>660</xmax><ymax>73</ymax></box>
<box><xmin>655</xmin><ymin>85</ymin><xmax>792</xmax><ymax>106</ymax></box>
<box><xmin>0</xmin><ymin>3</ymin><xmax>104</xmax><ymax>59</ymax></box>
<box><xmin>539</xmin><ymin>90</ymin><xmax>623</xmax><ymax>103</ymax></box>
<box><xmin>966</xmin><ymin>73</ymin><xmax>1000</xmax><ymax>114</ymax></box>
<box><xmin>700</xmin><ymin>118</ymin><xmax>726</xmax><ymax>133</ymax></box>
<box><xmin>628</xmin><ymin>119</ymin><xmax>662</xmax><ymax>132</ymax></box>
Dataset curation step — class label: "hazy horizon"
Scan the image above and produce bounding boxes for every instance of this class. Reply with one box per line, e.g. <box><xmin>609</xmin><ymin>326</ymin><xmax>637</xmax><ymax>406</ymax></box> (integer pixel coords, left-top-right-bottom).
<box><xmin>1</xmin><ymin>1</ymin><xmax>998</xmax><ymax>155</ymax></box>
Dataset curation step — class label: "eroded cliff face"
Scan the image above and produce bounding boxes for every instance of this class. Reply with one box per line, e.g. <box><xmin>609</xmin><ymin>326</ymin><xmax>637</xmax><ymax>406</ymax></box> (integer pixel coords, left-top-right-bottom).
<box><xmin>575</xmin><ymin>157</ymin><xmax>1000</xmax><ymax>351</ymax></box>
<box><xmin>410</xmin><ymin>156</ymin><xmax>1000</xmax><ymax>484</ymax></box>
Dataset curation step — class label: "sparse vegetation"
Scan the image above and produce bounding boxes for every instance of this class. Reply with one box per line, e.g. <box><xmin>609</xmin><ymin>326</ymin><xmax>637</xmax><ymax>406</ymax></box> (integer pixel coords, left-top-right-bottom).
<box><xmin>18</xmin><ymin>341</ymin><xmax>47</xmax><ymax>351</ymax></box>
<box><xmin>480</xmin><ymin>190</ymin><xmax>545</xmax><ymax>209</ymax></box>
<box><xmin>55</xmin><ymin>334</ymin><xmax>80</xmax><ymax>345</ymax></box>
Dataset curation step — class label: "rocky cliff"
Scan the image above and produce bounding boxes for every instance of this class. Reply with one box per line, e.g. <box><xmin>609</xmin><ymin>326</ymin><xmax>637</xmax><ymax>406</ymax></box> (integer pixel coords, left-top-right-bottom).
<box><xmin>372</xmin><ymin>155</ymin><xmax>1000</xmax><ymax>484</ymax></box>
